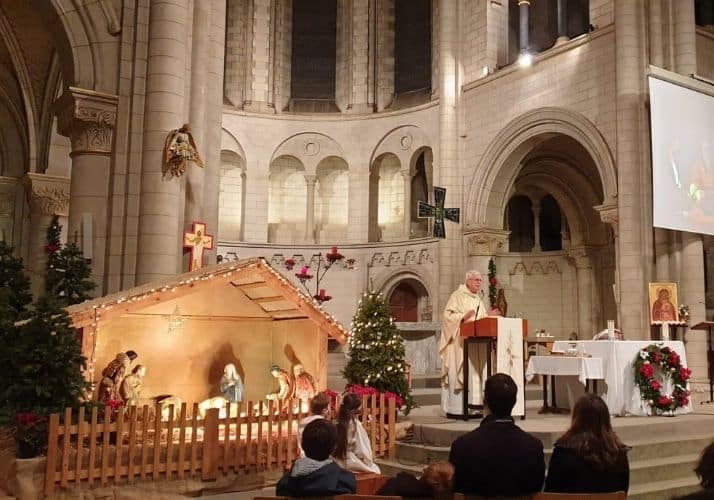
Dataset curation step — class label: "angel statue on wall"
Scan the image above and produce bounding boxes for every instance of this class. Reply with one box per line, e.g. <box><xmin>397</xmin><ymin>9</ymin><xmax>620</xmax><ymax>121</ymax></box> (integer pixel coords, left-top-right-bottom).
<box><xmin>163</xmin><ymin>123</ymin><xmax>204</xmax><ymax>178</ymax></box>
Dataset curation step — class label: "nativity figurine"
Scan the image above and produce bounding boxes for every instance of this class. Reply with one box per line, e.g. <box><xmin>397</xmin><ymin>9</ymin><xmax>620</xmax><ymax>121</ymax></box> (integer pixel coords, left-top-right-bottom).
<box><xmin>266</xmin><ymin>365</ymin><xmax>293</xmax><ymax>409</ymax></box>
<box><xmin>163</xmin><ymin>123</ymin><xmax>204</xmax><ymax>178</ymax></box>
<box><xmin>120</xmin><ymin>365</ymin><xmax>147</xmax><ymax>406</ymax></box>
<box><xmin>220</xmin><ymin>363</ymin><xmax>244</xmax><ymax>403</ymax></box>
<box><xmin>292</xmin><ymin>363</ymin><xmax>317</xmax><ymax>402</ymax></box>
<box><xmin>97</xmin><ymin>350</ymin><xmax>138</xmax><ymax>403</ymax></box>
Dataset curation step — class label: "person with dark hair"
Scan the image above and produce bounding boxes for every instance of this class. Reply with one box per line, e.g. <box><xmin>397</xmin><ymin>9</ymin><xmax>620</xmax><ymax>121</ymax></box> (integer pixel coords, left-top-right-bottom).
<box><xmin>376</xmin><ymin>461</ymin><xmax>454</xmax><ymax>498</ymax></box>
<box><xmin>545</xmin><ymin>393</ymin><xmax>629</xmax><ymax>493</ymax></box>
<box><xmin>448</xmin><ymin>373</ymin><xmax>544</xmax><ymax>497</ymax></box>
<box><xmin>298</xmin><ymin>392</ymin><xmax>332</xmax><ymax>443</ymax></box>
<box><xmin>334</xmin><ymin>393</ymin><xmax>381</xmax><ymax>474</ymax></box>
<box><xmin>276</xmin><ymin>419</ymin><xmax>356</xmax><ymax>497</ymax></box>
<box><xmin>673</xmin><ymin>440</ymin><xmax>714</xmax><ymax>499</ymax></box>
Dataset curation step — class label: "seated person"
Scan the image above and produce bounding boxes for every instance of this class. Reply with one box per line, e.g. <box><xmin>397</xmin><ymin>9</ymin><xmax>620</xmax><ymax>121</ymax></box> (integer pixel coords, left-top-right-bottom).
<box><xmin>449</xmin><ymin>373</ymin><xmax>544</xmax><ymax>497</ymax></box>
<box><xmin>673</xmin><ymin>440</ymin><xmax>714</xmax><ymax>500</ymax></box>
<box><xmin>376</xmin><ymin>461</ymin><xmax>454</xmax><ymax>498</ymax></box>
<box><xmin>276</xmin><ymin>419</ymin><xmax>356</xmax><ymax>497</ymax></box>
<box><xmin>333</xmin><ymin>393</ymin><xmax>381</xmax><ymax>474</ymax></box>
<box><xmin>545</xmin><ymin>393</ymin><xmax>629</xmax><ymax>494</ymax></box>
<box><xmin>298</xmin><ymin>392</ymin><xmax>332</xmax><ymax>455</ymax></box>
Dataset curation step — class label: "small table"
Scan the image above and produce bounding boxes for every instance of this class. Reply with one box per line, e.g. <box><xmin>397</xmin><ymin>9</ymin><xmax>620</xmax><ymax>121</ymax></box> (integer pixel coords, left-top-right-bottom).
<box><xmin>526</xmin><ymin>356</ymin><xmax>604</xmax><ymax>413</ymax></box>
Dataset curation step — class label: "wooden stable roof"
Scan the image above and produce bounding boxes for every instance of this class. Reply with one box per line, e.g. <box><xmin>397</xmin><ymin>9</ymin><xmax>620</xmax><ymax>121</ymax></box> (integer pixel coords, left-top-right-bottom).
<box><xmin>66</xmin><ymin>258</ymin><xmax>348</xmax><ymax>343</ymax></box>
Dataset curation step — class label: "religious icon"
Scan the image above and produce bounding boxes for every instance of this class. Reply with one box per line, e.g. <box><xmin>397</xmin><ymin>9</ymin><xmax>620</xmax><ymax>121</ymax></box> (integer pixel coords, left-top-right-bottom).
<box><xmin>97</xmin><ymin>350</ymin><xmax>138</xmax><ymax>403</ymax></box>
<box><xmin>120</xmin><ymin>365</ymin><xmax>147</xmax><ymax>406</ymax></box>
<box><xmin>163</xmin><ymin>123</ymin><xmax>204</xmax><ymax>178</ymax></box>
<box><xmin>292</xmin><ymin>363</ymin><xmax>317</xmax><ymax>402</ymax></box>
<box><xmin>648</xmin><ymin>282</ymin><xmax>680</xmax><ymax>324</ymax></box>
<box><xmin>183</xmin><ymin>221</ymin><xmax>214</xmax><ymax>271</ymax></box>
<box><xmin>220</xmin><ymin>363</ymin><xmax>244</xmax><ymax>403</ymax></box>
<box><xmin>417</xmin><ymin>186</ymin><xmax>460</xmax><ymax>238</ymax></box>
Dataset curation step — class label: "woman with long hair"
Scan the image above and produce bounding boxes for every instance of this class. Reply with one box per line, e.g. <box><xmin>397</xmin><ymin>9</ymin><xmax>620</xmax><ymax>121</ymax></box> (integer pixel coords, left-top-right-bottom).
<box><xmin>544</xmin><ymin>393</ymin><xmax>629</xmax><ymax>493</ymax></box>
<box><xmin>333</xmin><ymin>393</ymin><xmax>380</xmax><ymax>474</ymax></box>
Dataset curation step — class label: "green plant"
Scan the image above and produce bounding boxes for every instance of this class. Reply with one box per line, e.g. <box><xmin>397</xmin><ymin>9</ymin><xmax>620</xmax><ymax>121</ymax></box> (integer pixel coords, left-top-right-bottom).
<box><xmin>488</xmin><ymin>258</ymin><xmax>497</xmax><ymax>309</ymax></box>
<box><xmin>0</xmin><ymin>240</ymin><xmax>32</xmax><ymax>319</ymax></box>
<box><xmin>44</xmin><ymin>216</ymin><xmax>96</xmax><ymax>306</ymax></box>
<box><xmin>342</xmin><ymin>291</ymin><xmax>414</xmax><ymax>414</ymax></box>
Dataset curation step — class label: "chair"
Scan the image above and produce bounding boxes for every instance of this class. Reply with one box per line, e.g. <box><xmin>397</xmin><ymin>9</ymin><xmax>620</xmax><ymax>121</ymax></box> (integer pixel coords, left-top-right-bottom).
<box><xmin>534</xmin><ymin>493</ymin><xmax>626</xmax><ymax>500</ymax></box>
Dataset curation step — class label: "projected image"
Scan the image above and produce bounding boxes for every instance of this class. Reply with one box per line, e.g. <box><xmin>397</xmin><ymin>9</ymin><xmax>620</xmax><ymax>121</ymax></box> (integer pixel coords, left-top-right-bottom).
<box><xmin>650</xmin><ymin>77</ymin><xmax>714</xmax><ymax>236</ymax></box>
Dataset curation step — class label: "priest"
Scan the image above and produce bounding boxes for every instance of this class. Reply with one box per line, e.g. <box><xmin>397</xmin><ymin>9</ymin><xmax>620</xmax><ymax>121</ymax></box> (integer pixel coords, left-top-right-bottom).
<box><xmin>440</xmin><ymin>270</ymin><xmax>499</xmax><ymax>416</ymax></box>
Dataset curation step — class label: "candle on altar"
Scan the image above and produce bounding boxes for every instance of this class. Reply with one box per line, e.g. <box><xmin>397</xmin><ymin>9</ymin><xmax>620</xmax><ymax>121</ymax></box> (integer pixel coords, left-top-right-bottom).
<box><xmin>300</xmin><ymin>266</ymin><xmax>309</xmax><ymax>275</ymax></box>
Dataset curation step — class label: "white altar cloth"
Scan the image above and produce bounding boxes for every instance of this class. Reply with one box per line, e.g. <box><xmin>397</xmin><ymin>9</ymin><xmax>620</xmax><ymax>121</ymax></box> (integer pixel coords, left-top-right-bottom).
<box><xmin>551</xmin><ymin>340</ymin><xmax>693</xmax><ymax>416</ymax></box>
<box><xmin>526</xmin><ymin>356</ymin><xmax>604</xmax><ymax>385</ymax></box>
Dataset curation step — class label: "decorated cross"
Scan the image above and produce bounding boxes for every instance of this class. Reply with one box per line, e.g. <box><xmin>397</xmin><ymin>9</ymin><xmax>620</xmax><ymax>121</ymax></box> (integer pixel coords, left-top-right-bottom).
<box><xmin>418</xmin><ymin>186</ymin><xmax>460</xmax><ymax>238</ymax></box>
<box><xmin>183</xmin><ymin>221</ymin><xmax>214</xmax><ymax>271</ymax></box>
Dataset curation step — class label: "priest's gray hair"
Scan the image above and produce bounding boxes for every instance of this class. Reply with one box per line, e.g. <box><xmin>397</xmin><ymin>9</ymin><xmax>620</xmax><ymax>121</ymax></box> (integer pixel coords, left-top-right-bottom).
<box><xmin>465</xmin><ymin>270</ymin><xmax>482</xmax><ymax>281</ymax></box>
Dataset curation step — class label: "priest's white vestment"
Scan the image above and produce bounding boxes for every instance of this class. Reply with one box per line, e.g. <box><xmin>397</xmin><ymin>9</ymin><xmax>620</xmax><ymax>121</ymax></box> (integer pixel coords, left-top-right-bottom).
<box><xmin>439</xmin><ymin>284</ymin><xmax>487</xmax><ymax>414</ymax></box>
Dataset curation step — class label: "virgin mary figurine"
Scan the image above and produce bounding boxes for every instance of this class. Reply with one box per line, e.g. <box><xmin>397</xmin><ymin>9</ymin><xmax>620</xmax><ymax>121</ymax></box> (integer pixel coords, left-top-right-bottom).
<box><xmin>220</xmin><ymin>363</ymin><xmax>244</xmax><ymax>403</ymax></box>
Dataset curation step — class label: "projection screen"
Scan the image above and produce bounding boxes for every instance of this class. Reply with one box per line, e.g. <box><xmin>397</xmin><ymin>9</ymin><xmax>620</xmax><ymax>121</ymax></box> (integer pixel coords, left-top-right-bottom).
<box><xmin>649</xmin><ymin>75</ymin><xmax>714</xmax><ymax>237</ymax></box>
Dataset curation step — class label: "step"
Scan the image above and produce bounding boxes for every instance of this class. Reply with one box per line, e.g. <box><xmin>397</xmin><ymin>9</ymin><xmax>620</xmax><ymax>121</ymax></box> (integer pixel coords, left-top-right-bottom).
<box><xmin>629</xmin><ymin>453</ymin><xmax>700</xmax><ymax>485</ymax></box>
<box><xmin>628</xmin><ymin>477</ymin><xmax>702</xmax><ymax>500</ymax></box>
<box><xmin>411</xmin><ymin>388</ymin><xmax>441</xmax><ymax>406</ymax></box>
<box><xmin>411</xmin><ymin>373</ymin><xmax>440</xmax><ymax>389</ymax></box>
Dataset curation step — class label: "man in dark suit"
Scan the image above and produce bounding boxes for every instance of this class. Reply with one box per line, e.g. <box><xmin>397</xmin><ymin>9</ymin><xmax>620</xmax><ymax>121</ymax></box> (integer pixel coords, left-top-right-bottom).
<box><xmin>449</xmin><ymin>373</ymin><xmax>545</xmax><ymax>497</ymax></box>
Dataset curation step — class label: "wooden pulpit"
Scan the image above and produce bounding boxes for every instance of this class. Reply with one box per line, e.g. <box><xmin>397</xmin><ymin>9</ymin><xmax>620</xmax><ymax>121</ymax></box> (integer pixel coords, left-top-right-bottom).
<box><xmin>460</xmin><ymin>317</ymin><xmax>528</xmax><ymax>338</ymax></box>
<box><xmin>691</xmin><ymin>321</ymin><xmax>714</xmax><ymax>405</ymax></box>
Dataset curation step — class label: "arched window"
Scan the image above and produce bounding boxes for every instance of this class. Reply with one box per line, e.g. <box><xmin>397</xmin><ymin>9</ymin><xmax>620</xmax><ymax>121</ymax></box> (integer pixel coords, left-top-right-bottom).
<box><xmin>539</xmin><ymin>195</ymin><xmax>563</xmax><ymax>251</ymax></box>
<box><xmin>507</xmin><ymin>195</ymin><xmax>534</xmax><ymax>252</ymax></box>
<box><xmin>695</xmin><ymin>0</ymin><xmax>714</xmax><ymax>27</ymax></box>
<box><xmin>218</xmin><ymin>151</ymin><xmax>245</xmax><ymax>242</ymax></box>
<box><xmin>410</xmin><ymin>151</ymin><xmax>430</xmax><ymax>237</ymax></box>
<box><xmin>395</xmin><ymin>0</ymin><xmax>431</xmax><ymax>96</ymax></box>
<box><xmin>290</xmin><ymin>0</ymin><xmax>337</xmax><ymax>110</ymax></box>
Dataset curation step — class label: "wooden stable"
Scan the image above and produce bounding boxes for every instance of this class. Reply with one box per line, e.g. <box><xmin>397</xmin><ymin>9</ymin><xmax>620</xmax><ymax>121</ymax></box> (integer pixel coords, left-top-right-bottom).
<box><xmin>45</xmin><ymin>395</ymin><xmax>397</xmax><ymax>496</ymax></box>
<box><xmin>66</xmin><ymin>258</ymin><xmax>348</xmax><ymax>405</ymax></box>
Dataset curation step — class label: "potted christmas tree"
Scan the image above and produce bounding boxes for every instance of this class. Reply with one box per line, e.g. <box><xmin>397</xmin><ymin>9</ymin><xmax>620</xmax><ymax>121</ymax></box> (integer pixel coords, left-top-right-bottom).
<box><xmin>342</xmin><ymin>291</ymin><xmax>414</xmax><ymax>414</ymax></box>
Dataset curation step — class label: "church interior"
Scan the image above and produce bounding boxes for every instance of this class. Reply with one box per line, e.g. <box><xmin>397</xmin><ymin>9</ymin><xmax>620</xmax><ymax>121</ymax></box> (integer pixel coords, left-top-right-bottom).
<box><xmin>1</xmin><ymin>0</ymin><xmax>714</xmax><ymax>498</ymax></box>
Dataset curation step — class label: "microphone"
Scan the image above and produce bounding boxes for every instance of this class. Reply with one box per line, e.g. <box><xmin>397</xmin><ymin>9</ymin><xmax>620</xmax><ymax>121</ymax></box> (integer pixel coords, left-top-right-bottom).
<box><xmin>475</xmin><ymin>290</ymin><xmax>485</xmax><ymax>318</ymax></box>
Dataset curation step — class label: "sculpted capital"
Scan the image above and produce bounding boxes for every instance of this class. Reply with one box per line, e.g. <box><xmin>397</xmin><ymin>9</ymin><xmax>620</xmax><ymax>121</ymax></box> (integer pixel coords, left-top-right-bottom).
<box><xmin>54</xmin><ymin>87</ymin><xmax>118</xmax><ymax>155</ymax></box>
<box><xmin>464</xmin><ymin>227</ymin><xmax>510</xmax><ymax>256</ymax></box>
<box><xmin>24</xmin><ymin>173</ymin><xmax>71</xmax><ymax>216</ymax></box>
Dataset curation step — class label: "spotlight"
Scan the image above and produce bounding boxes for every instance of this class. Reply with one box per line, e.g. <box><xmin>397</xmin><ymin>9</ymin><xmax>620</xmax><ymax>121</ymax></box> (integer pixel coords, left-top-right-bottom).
<box><xmin>518</xmin><ymin>51</ymin><xmax>533</xmax><ymax>68</ymax></box>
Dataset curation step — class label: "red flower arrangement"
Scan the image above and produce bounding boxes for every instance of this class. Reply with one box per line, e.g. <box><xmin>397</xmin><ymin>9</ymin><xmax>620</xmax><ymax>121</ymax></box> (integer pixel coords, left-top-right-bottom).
<box><xmin>346</xmin><ymin>384</ymin><xmax>404</xmax><ymax>409</ymax></box>
<box><xmin>14</xmin><ymin>412</ymin><xmax>48</xmax><ymax>458</ymax></box>
<box><xmin>633</xmin><ymin>344</ymin><xmax>691</xmax><ymax>414</ymax></box>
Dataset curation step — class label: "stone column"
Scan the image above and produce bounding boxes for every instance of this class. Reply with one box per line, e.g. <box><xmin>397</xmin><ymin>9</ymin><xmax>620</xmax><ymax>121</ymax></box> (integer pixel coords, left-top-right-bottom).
<box><xmin>615</xmin><ymin>1</ymin><xmax>650</xmax><ymax>339</ymax></box>
<box><xmin>437</xmin><ymin>0</ymin><xmax>460</xmax><ymax>307</ymax></box>
<box><xmin>595</xmin><ymin>203</ymin><xmax>620</xmax><ymax>327</ymax></box>
<box><xmin>649</xmin><ymin>0</ymin><xmax>664</xmax><ymax>68</ymax></box>
<box><xmin>136</xmin><ymin>0</ymin><xmax>189</xmax><ymax>283</ymax></box>
<box><xmin>304</xmin><ymin>174</ymin><xmax>317</xmax><ymax>243</ymax></box>
<box><xmin>556</xmin><ymin>0</ymin><xmax>569</xmax><ymax>44</ymax></box>
<box><xmin>519</xmin><ymin>0</ymin><xmax>531</xmax><ymax>53</ymax></box>
<box><xmin>465</xmin><ymin>228</ymin><xmax>510</xmax><ymax>274</ymax></box>
<box><xmin>532</xmin><ymin>203</ymin><xmax>542</xmax><ymax>252</ymax></box>
<box><xmin>674</xmin><ymin>0</ymin><xmax>697</xmax><ymax>75</ymax></box>
<box><xmin>185</xmin><ymin>1</ymin><xmax>210</xmax><ymax>229</ymax></box>
<box><xmin>244</xmin><ymin>0</ymin><xmax>275</xmax><ymax>113</ymax></box>
<box><xmin>22</xmin><ymin>174</ymin><xmax>70</xmax><ymax>297</ymax></box>
<box><xmin>569</xmin><ymin>247</ymin><xmax>594</xmax><ymax>338</ymax></box>
<box><xmin>55</xmin><ymin>88</ymin><xmax>118</xmax><ymax>295</ymax></box>
<box><xmin>400</xmin><ymin>169</ymin><xmax>412</xmax><ymax>238</ymax></box>
<box><xmin>375</xmin><ymin>0</ymin><xmax>395</xmax><ymax>111</ymax></box>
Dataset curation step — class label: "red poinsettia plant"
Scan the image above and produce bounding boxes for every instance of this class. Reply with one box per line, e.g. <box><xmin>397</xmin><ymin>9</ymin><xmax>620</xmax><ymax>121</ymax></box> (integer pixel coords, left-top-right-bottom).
<box><xmin>634</xmin><ymin>344</ymin><xmax>691</xmax><ymax>414</ymax></box>
<box><xmin>346</xmin><ymin>384</ymin><xmax>405</xmax><ymax>409</ymax></box>
<box><xmin>13</xmin><ymin>412</ymin><xmax>49</xmax><ymax>458</ymax></box>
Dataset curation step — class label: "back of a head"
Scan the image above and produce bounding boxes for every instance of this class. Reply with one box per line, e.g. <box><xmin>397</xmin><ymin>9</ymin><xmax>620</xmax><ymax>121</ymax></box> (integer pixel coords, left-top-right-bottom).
<box><xmin>301</xmin><ymin>418</ymin><xmax>337</xmax><ymax>461</ymax></box>
<box><xmin>559</xmin><ymin>393</ymin><xmax>625</xmax><ymax>467</ymax></box>
<box><xmin>339</xmin><ymin>393</ymin><xmax>362</xmax><ymax>422</ymax></box>
<box><xmin>310</xmin><ymin>392</ymin><xmax>331</xmax><ymax>416</ymax></box>
<box><xmin>484</xmin><ymin>373</ymin><xmax>517</xmax><ymax>417</ymax></box>
<box><xmin>696</xmin><ymin>440</ymin><xmax>714</xmax><ymax>489</ymax></box>
<box><xmin>421</xmin><ymin>461</ymin><xmax>455</xmax><ymax>495</ymax></box>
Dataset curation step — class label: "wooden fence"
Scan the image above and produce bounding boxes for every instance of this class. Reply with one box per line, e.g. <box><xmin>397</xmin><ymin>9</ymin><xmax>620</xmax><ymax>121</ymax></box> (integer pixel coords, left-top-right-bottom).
<box><xmin>45</xmin><ymin>395</ymin><xmax>397</xmax><ymax>496</ymax></box>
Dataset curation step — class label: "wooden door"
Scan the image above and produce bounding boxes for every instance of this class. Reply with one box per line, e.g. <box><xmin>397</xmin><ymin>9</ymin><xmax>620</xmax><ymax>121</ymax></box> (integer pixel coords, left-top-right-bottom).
<box><xmin>389</xmin><ymin>283</ymin><xmax>419</xmax><ymax>322</ymax></box>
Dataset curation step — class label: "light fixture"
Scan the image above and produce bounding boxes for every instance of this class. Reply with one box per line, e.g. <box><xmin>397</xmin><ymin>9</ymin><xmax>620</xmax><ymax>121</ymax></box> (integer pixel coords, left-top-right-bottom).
<box><xmin>482</xmin><ymin>66</ymin><xmax>490</xmax><ymax>76</ymax></box>
<box><xmin>518</xmin><ymin>51</ymin><xmax>533</xmax><ymax>68</ymax></box>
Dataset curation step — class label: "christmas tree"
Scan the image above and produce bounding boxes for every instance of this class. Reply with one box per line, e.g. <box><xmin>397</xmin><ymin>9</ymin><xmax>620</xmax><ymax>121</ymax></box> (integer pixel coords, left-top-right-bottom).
<box><xmin>44</xmin><ymin>216</ymin><xmax>96</xmax><ymax>306</ymax></box>
<box><xmin>342</xmin><ymin>291</ymin><xmax>414</xmax><ymax>413</ymax></box>
<box><xmin>0</xmin><ymin>241</ymin><xmax>32</xmax><ymax>319</ymax></box>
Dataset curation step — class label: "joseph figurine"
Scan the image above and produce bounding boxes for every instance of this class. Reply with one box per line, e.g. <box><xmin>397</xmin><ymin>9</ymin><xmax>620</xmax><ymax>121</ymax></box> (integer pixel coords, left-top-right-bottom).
<box><xmin>439</xmin><ymin>270</ymin><xmax>498</xmax><ymax>416</ymax></box>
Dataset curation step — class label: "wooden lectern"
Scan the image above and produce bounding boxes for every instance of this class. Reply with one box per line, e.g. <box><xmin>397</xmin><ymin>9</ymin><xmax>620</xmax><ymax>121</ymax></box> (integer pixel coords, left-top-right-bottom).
<box><xmin>451</xmin><ymin>318</ymin><xmax>528</xmax><ymax>420</ymax></box>
<box><xmin>691</xmin><ymin>321</ymin><xmax>714</xmax><ymax>405</ymax></box>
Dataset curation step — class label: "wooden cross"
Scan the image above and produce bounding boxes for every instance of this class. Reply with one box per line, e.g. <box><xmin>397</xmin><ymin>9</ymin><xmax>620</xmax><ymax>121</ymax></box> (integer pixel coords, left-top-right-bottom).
<box><xmin>183</xmin><ymin>221</ymin><xmax>214</xmax><ymax>271</ymax></box>
<box><xmin>417</xmin><ymin>186</ymin><xmax>460</xmax><ymax>238</ymax></box>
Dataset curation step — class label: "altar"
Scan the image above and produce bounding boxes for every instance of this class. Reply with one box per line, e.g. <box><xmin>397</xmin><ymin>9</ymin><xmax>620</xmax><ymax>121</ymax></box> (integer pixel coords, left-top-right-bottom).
<box><xmin>395</xmin><ymin>322</ymin><xmax>441</xmax><ymax>376</ymax></box>
<box><xmin>551</xmin><ymin>340</ymin><xmax>693</xmax><ymax>416</ymax></box>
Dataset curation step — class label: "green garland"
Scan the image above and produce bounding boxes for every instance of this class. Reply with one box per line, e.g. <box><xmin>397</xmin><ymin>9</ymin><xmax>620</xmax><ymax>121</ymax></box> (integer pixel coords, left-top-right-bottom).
<box><xmin>633</xmin><ymin>344</ymin><xmax>691</xmax><ymax>413</ymax></box>
<box><xmin>487</xmin><ymin>258</ymin><xmax>497</xmax><ymax>309</ymax></box>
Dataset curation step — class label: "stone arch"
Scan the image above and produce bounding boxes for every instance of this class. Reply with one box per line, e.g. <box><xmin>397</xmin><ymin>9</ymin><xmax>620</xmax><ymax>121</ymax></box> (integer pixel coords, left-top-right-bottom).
<box><xmin>271</xmin><ymin>132</ymin><xmax>346</xmax><ymax>175</ymax></box>
<box><xmin>466</xmin><ymin>107</ymin><xmax>617</xmax><ymax>229</ymax></box>
<box><xmin>220</xmin><ymin>129</ymin><xmax>247</xmax><ymax>162</ymax></box>
<box><xmin>370</xmin><ymin>125</ymin><xmax>433</xmax><ymax>172</ymax></box>
<box><xmin>219</xmin><ymin>149</ymin><xmax>246</xmax><ymax>243</ymax></box>
<box><xmin>373</xmin><ymin>267</ymin><xmax>434</xmax><ymax>312</ymax></box>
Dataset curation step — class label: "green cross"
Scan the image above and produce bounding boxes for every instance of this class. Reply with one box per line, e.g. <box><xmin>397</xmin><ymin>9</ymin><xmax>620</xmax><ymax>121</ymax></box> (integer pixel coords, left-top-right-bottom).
<box><xmin>417</xmin><ymin>186</ymin><xmax>460</xmax><ymax>239</ymax></box>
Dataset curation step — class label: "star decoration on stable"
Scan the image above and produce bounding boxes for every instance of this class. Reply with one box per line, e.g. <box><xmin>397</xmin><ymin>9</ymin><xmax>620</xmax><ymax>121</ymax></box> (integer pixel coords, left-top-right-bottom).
<box><xmin>183</xmin><ymin>221</ymin><xmax>214</xmax><ymax>271</ymax></box>
<box><xmin>418</xmin><ymin>186</ymin><xmax>460</xmax><ymax>238</ymax></box>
